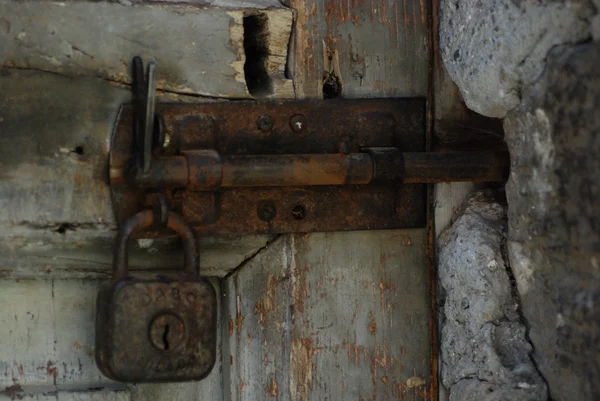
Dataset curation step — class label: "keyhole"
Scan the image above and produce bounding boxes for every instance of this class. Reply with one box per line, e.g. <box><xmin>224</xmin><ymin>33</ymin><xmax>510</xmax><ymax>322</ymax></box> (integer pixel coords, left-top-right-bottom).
<box><xmin>162</xmin><ymin>324</ymin><xmax>170</xmax><ymax>350</ymax></box>
<box><xmin>150</xmin><ymin>313</ymin><xmax>186</xmax><ymax>351</ymax></box>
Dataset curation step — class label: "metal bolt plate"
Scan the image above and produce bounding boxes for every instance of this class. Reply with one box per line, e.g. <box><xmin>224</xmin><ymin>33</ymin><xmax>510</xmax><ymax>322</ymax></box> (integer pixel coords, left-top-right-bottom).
<box><xmin>110</xmin><ymin>98</ymin><xmax>427</xmax><ymax>235</ymax></box>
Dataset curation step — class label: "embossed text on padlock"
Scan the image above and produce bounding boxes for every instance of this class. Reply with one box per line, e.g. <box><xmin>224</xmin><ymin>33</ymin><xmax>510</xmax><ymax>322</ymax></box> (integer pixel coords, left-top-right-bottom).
<box><xmin>95</xmin><ymin>210</ymin><xmax>217</xmax><ymax>382</ymax></box>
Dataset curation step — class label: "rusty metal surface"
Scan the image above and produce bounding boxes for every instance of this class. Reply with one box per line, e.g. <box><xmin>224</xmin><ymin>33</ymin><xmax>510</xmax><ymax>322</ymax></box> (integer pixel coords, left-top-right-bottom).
<box><xmin>185</xmin><ymin>149</ymin><xmax>223</xmax><ymax>190</ymax></box>
<box><xmin>112</xmin><ymin>210</ymin><xmax>199</xmax><ymax>280</ymax></box>
<box><xmin>129</xmin><ymin>156</ymin><xmax>189</xmax><ymax>189</ymax></box>
<box><xmin>160</xmin><ymin>98</ymin><xmax>425</xmax><ymax>153</ymax></box>
<box><xmin>95</xmin><ymin>278</ymin><xmax>217</xmax><ymax>382</ymax></box>
<box><xmin>95</xmin><ymin>210</ymin><xmax>217</xmax><ymax>382</ymax></box>
<box><xmin>110</xmin><ymin>98</ymin><xmax>427</xmax><ymax>234</ymax></box>
<box><xmin>402</xmin><ymin>151</ymin><xmax>509</xmax><ymax>183</ymax></box>
<box><xmin>130</xmin><ymin>153</ymin><xmax>375</xmax><ymax>189</ymax></box>
<box><xmin>125</xmin><ymin>149</ymin><xmax>508</xmax><ymax>190</ymax></box>
<box><xmin>180</xmin><ymin>185</ymin><xmax>425</xmax><ymax>233</ymax></box>
<box><xmin>219</xmin><ymin>154</ymin><xmax>373</xmax><ymax>187</ymax></box>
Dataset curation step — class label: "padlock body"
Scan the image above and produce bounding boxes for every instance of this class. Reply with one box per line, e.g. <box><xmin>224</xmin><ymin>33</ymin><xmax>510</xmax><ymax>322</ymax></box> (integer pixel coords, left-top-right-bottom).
<box><xmin>95</xmin><ymin>275</ymin><xmax>217</xmax><ymax>382</ymax></box>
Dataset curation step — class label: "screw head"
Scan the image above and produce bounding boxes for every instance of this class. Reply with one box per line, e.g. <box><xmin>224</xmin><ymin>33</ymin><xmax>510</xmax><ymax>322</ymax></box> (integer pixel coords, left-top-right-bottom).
<box><xmin>292</xmin><ymin>205</ymin><xmax>306</xmax><ymax>220</ymax></box>
<box><xmin>149</xmin><ymin>313</ymin><xmax>186</xmax><ymax>351</ymax></box>
<box><xmin>258</xmin><ymin>201</ymin><xmax>277</xmax><ymax>222</ymax></box>
<box><xmin>289</xmin><ymin>114</ymin><xmax>307</xmax><ymax>132</ymax></box>
<box><xmin>257</xmin><ymin>115</ymin><xmax>274</xmax><ymax>131</ymax></box>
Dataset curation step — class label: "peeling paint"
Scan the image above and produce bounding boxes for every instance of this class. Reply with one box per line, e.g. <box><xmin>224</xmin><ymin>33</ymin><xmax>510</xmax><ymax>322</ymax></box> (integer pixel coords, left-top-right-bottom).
<box><xmin>255</xmin><ymin>274</ymin><xmax>278</xmax><ymax>326</ymax></box>
<box><xmin>235</xmin><ymin>312</ymin><xmax>244</xmax><ymax>335</ymax></box>
<box><xmin>341</xmin><ymin>341</ymin><xmax>369</xmax><ymax>365</ymax></box>
<box><xmin>292</xmin><ymin>265</ymin><xmax>309</xmax><ymax>314</ymax></box>
<box><xmin>406</xmin><ymin>375</ymin><xmax>426</xmax><ymax>388</ymax></box>
<box><xmin>290</xmin><ymin>338</ymin><xmax>313</xmax><ymax>401</ymax></box>
<box><xmin>267</xmin><ymin>378</ymin><xmax>279</xmax><ymax>398</ymax></box>
<box><xmin>369</xmin><ymin>313</ymin><xmax>377</xmax><ymax>334</ymax></box>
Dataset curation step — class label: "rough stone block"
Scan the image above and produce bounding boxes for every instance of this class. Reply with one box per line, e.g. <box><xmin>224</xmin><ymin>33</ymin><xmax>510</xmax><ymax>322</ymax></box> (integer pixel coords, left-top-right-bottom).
<box><xmin>438</xmin><ymin>190</ymin><xmax>547</xmax><ymax>401</ymax></box>
<box><xmin>505</xmin><ymin>42</ymin><xmax>600</xmax><ymax>401</ymax></box>
<box><xmin>439</xmin><ymin>0</ymin><xmax>595</xmax><ymax>117</ymax></box>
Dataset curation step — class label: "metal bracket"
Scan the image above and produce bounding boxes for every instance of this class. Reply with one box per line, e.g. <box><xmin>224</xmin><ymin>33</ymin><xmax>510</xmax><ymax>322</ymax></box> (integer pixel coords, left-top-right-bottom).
<box><xmin>109</xmin><ymin>58</ymin><xmax>509</xmax><ymax>235</ymax></box>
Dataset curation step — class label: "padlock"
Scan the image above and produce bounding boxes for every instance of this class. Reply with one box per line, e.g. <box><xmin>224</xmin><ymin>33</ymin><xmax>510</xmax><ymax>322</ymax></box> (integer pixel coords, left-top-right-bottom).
<box><xmin>95</xmin><ymin>209</ymin><xmax>217</xmax><ymax>382</ymax></box>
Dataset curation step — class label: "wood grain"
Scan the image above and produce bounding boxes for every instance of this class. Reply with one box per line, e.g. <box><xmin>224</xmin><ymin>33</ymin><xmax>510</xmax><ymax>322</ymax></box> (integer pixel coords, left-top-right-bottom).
<box><xmin>223</xmin><ymin>231</ymin><xmax>433</xmax><ymax>401</ymax></box>
<box><xmin>223</xmin><ymin>2</ymin><xmax>435</xmax><ymax>399</ymax></box>
<box><xmin>223</xmin><ymin>236</ymin><xmax>292</xmax><ymax>401</ymax></box>
<box><xmin>0</xmin><ymin>279</ymin><xmax>222</xmax><ymax>398</ymax></box>
<box><xmin>0</xmin><ymin>1</ymin><xmax>293</xmax><ymax>98</ymax></box>
<box><xmin>290</xmin><ymin>230</ymin><xmax>432</xmax><ymax>401</ymax></box>
<box><xmin>289</xmin><ymin>1</ymin><xmax>433</xmax><ymax>399</ymax></box>
<box><xmin>0</xmin><ymin>70</ymin><xmax>274</xmax><ymax>278</ymax></box>
<box><xmin>288</xmin><ymin>0</ymin><xmax>429</xmax><ymax>99</ymax></box>
<box><xmin>0</xmin><ymin>1</ymin><xmax>442</xmax><ymax>400</ymax></box>
<box><xmin>0</xmin><ymin>1</ymin><xmax>288</xmax><ymax>399</ymax></box>
<box><xmin>1</xmin><ymin>387</ymin><xmax>130</xmax><ymax>401</ymax></box>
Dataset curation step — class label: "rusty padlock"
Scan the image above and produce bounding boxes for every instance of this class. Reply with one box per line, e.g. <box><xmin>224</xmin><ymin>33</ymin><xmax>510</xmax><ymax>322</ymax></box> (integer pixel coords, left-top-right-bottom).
<box><xmin>95</xmin><ymin>210</ymin><xmax>217</xmax><ymax>382</ymax></box>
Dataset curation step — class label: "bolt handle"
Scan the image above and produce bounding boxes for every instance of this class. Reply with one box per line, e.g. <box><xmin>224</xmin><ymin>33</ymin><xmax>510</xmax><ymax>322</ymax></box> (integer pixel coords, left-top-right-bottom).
<box><xmin>132</xmin><ymin>56</ymin><xmax>159</xmax><ymax>174</ymax></box>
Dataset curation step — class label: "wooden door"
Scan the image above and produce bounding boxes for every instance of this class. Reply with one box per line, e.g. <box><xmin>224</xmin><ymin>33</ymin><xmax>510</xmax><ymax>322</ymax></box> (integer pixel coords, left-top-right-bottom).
<box><xmin>0</xmin><ymin>1</ymin><xmax>434</xmax><ymax>400</ymax></box>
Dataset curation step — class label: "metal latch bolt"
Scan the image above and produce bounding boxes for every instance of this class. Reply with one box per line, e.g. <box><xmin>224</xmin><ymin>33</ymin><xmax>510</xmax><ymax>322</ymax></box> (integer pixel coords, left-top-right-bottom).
<box><xmin>109</xmin><ymin>58</ymin><xmax>509</xmax><ymax>235</ymax></box>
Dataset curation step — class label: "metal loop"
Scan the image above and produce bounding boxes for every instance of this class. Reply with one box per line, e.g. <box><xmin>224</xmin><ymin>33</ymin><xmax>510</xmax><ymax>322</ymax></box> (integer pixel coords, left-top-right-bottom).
<box><xmin>113</xmin><ymin>210</ymin><xmax>199</xmax><ymax>281</ymax></box>
<box><xmin>152</xmin><ymin>194</ymin><xmax>169</xmax><ymax>229</ymax></box>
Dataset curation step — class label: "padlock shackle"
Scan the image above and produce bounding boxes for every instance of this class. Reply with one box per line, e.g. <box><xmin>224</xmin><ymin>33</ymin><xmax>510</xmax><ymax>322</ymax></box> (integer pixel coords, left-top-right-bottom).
<box><xmin>113</xmin><ymin>210</ymin><xmax>199</xmax><ymax>280</ymax></box>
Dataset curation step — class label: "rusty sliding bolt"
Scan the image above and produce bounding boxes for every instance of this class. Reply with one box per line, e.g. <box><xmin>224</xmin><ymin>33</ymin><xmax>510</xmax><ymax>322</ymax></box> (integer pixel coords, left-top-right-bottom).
<box><xmin>126</xmin><ymin>148</ymin><xmax>509</xmax><ymax>190</ymax></box>
<box><xmin>364</xmin><ymin>147</ymin><xmax>510</xmax><ymax>184</ymax></box>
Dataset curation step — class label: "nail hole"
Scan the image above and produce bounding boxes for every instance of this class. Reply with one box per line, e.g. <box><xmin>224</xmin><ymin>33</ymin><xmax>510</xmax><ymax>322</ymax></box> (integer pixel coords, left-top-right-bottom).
<box><xmin>323</xmin><ymin>75</ymin><xmax>342</xmax><ymax>99</ymax></box>
<box><xmin>54</xmin><ymin>223</ymin><xmax>76</xmax><ymax>234</ymax></box>
<box><xmin>243</xmin><ymin>13</ymin><xmax>273</xmax><ymax>97</ymax></box>
<box><xmin>258</xmin><ymin>201</ymin><xmax>277</xmax><ymax>222</ymax></box>
<box><xmin>73</xmin><ymin>146</ymin><xmax>84</xmax><ymax>155</ymax></box>
<box><xmin>292</xmin><ymin>205</ymin><xmax>306</xmax><ymax>220</ymax></box>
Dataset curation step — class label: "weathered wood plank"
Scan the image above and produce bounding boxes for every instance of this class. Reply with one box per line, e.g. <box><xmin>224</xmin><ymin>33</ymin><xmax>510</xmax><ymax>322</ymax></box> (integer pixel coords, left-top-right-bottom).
<box><xmin>289</xmin><ymin>0</ymin><xmax>429</xmax><ymax>99</ymax></box>
<box><xmin>223</xmin><ymin>231</ymin><xmax>432</xmax><ymax>401</ymax></box>
<box><xmin>0</xmin><ymin>2</ymin><xmax>287</xmax><ymax>399</ymax></box>
<box><xmin>0</xmin><ymin>228</ymin><xmax>272</xmax><ymax>279</ymax></box>
<box><xmin>0</xmin><ymin>1</ymin><xmax>293</xmax><ymax>98</ymax></box>
<box><xmin>434</xmin><ymin>182</ymin><xmax>475</xmax><ymax>237</ymax></box>
<box><xmin>225</xmin><ymin>2</ymin><xmax>433</xmax><ymax>401</ymax></box>
<box><xmin>0</xmin><ymin>70</ymin><xmax>126</xmax><ymax>226</ymax></box>
<box><xmin>0</xmin><ymin>280</ymin><xmax>113</xmax><ymax>386</ymax></box>
<box><xmin>0</xmin><ymin>386</ymin><xmax>130</xmax><ymax>401</ymax></box>
<box><xmin>0</xmin><ymin>279</ymin><xmax>222</xmax><ymax>399</ymax></box>
<box><xmin>0</xmin><ymin>70</ymin><xmax>273</xmax><ymax>277</ymax></box>
<box><xmin>290</xmin><ymin>230</ymin><xmax>432</xmax><ymax>401</ymax></box>
<box><xmin>1</xmin><ymin>3</ymin><xmax>440</xmax><ymax>401</ymax></box>
<box><xmin>223</xmin><ymin>236</ymin><xmax>291</xmax><ymax>401</ymax></box>
<box><xmin>125</xmin><ymin>0</ymin><xmax>282</xmax><ymax>8</ymax></box>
